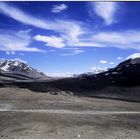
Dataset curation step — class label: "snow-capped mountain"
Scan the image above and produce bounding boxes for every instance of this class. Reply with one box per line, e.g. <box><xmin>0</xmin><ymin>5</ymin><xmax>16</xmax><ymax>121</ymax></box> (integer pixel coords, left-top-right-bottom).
<box><xmin>76</xmin><ymin>57</ymin><xmax>140</xmax><ymax>86</ymax></box>
<box><xmin>76</xmin><ymin>68</ymin><xmax>108</xmax><ymax>79</ymax></box>
<box><xmin>0</xmin><ymin>59</ymin><xmax>46</xmax><ymax>79</ymax></box>
<box><xmin>0</xmin><ymin>59</ymin><xmax>32</xmax><ymax>72</ymax></box>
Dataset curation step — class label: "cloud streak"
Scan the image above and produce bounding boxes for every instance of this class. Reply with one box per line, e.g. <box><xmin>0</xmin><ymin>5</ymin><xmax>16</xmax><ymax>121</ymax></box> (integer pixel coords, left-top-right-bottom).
<box><xmin>0</xmin><ymin>2</ymin><xmax>83</xmax><ymax>48</ymax></box>
<box><xmin>34</xmin><ymin>35</ymin><xmax>65</xmax><ymax>48</ymax></box>
<box><xmin>100</xmin><ymin>60</ymin><xmax>108</xmax><ymax>64</ymax></box>
<box><xmin>117</xmin><ymin>57</ymin><xmax>123</xmax><ymax>60</ymax></box>
<box><xmin>0</xmin><ymin>30</ymin><xmax>43</xmax><ymax>52</ymax></box>
<box><xmin>109</xmin><ymin>62</ymin><xmax>114</xmax><ymax>65</ymax></box>
<box><xmin>51</xmin><ymin>4</ymin><xmax>68</xmax><ymax>13</ymax></box>
<box><xmin>6</xmin><ymin>51</ymin><xmax>15</xmax><ymax>55</ymax></box>
<box><xmin>1</xmin><ymin>2</ymin><xmax>140</xmax><ymax>53</ymax></box>
<box><xmin>93</xmin><ymin>2</ymin><xmax>118</xmax><ymax>25</ymax></box>
<box><xmin>91</xmin><ymin>30</ymin><xmax>140</xmax><ymax>50</ymax></box>
<box><xmin>0</xmin><ymin>2</ymin><xmax>49</xmax><ymax>29</ymax></box>
<box><xmin>60</xmin><ymin>49</ymin><xmax>85</xmax><ymax>56</ymax></box>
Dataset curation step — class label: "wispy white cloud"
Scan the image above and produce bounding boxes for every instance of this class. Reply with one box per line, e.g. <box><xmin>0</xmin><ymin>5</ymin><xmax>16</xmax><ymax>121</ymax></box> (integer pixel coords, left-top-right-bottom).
<box><xmin>109</xmin><ymin>62</ymin><xmax>114</xmax><ymax>65</ymax></box>
<box><xmin>117</xmin><ymin>57</ymin><xmax>123</xmax><ymax>60</ymax></box>
<box><xmin>60</xmin><ymin>49</ymin><xmax>85</xmax><ymax>56</ymax></box>
<box><xmin>126</xmin><ymin>53</ymin><xmax>140</xmax><ymax>60</ymax></box>
<box><xmin>0</xmin><ymin>2</ymin><xmax>83</xmax><ymax>48</ymax></box>
<box><xmin>34</xmin><ymin>35</ymin><xmax>65</xmax><ymax>48</ymax></box>
<box><xmin>100</xmin><ymin>60</ymin><xmax>108</xmax><ymax>64</ymax></box>
<box><xmin>74</xmin><ymin>41</ymin><xmax>101</xmax><ymax>47</ymax></box>
<box><xmin>6</xmin><ymin>51</ymin><xmax>15</xmax><ymax>55</ymax></box>
<box><xmin>0</xmin><ymin>30</ymin><xmax>43</xmax><ymax>52</ymax></box>
<box><xmin>1</xmin><ymin>1</ymin><xmax>140</xmax><ymax>53</ymax></box>
<box><xmin>6</xmin><ymin>51</ymin><xmax>10</xmax><ymax>55</ymax></box>
<box><xmin>92</xmin><ymin>2</ymin><xmax>118</xmax><ymax>25</ymax></box>
<box><xmin>0</xmin><ymin>2</ymin><xmax>48</xmax><ymax>29</ymax></box>
<box><xmin>51</xmin><ymin>4</ymin><xmax>68</xmax><ymax>13</ymax></box>
<box><xmin>92</xmin><ymin>30</ymin><xmax>140</xmax><ymax>50</ymax></box>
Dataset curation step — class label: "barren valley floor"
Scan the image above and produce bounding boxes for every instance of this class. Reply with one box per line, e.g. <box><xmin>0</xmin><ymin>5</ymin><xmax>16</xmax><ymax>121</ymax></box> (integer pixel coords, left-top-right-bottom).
<box><xmin>0</xmin><ymin>88</ymin><xmax>140</xmax><ymax>139</ymax></box>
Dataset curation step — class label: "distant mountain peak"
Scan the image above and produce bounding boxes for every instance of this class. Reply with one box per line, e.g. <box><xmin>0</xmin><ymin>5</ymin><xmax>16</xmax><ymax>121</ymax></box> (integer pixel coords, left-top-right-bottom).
<box><xmin>0</xmin><ymin>59</ymin><xmax>31</xmax><ymax>71</ymax></box>
<box><xmin>0</xmin><ymin>59</ymin><xmax>47</xmax><ymax>78</ymax></box>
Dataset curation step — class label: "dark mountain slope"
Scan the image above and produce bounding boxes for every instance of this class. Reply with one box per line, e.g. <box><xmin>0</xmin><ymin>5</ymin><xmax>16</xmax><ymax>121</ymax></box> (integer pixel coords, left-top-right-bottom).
<box><xmin>1</xmin><ymin>58</ymin><xmax>140</xmax><ymax>102</ymax></box>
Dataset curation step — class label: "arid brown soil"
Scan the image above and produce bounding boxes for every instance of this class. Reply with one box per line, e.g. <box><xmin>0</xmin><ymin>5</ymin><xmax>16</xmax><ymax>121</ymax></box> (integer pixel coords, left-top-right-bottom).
<box><xmin>0</xmin><ymin>87</ymin><xmax>140</xmax><ymax>139</ymax></box>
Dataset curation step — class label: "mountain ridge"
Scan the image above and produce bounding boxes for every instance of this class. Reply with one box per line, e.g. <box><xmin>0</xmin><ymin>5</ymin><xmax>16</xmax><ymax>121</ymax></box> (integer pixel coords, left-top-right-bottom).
<box><xmin>0</xmin><ymin>58</ymin><xmax>140</xmax><ymax>102</ymax></box>
<box><xmin>0</xmin><ymin>59</ymin><xmax>48</xmax><ymax>81</ymax></box>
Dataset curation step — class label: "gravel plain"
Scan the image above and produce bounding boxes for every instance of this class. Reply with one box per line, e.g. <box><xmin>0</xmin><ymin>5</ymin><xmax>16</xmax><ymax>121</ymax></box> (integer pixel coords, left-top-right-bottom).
<box><xmin>0</xmin><ymin>87</ymin><xmax>140</xmax><ymax>139</ymax></box>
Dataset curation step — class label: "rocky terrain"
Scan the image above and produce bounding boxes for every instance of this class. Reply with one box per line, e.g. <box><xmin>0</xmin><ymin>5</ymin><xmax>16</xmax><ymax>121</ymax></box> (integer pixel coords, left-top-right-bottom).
<box><xmin>0</xmin><ymin>87</ymin><xmax>140</xmax><ymax>139</ymax></box>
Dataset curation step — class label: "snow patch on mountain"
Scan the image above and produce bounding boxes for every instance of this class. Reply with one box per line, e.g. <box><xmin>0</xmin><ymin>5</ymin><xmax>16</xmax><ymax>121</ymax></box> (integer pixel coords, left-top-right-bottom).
<box><xmin>0</xmin><ymin>59</ymin><xmax>32</xmax><ymax>72</ymax></box>
<box><xmin>91</xmin><ymin>66</ymin><xmax>108</xmax><ymax>74</ymax></box>
<box><xmin>0</xmin><ymin>59</ymin><xmax>46</xmax><ymax>78</ymax></box>
<box><xmin>126</xmin><ymin>53</ymin><xmax>140</xmax><ymax>60</ymax></box>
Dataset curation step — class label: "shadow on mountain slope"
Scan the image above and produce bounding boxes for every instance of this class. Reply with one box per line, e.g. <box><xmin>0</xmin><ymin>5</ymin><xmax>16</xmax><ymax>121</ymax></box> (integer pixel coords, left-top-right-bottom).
<box><xmin>1</xmin><ymin>58</ymin><xmax>140</xmax><ymax>102</ymax></box>
<box><xmin>0</xmin><ymin>76</ymin><xmax>140</xmax><ymax>102</ymax></box>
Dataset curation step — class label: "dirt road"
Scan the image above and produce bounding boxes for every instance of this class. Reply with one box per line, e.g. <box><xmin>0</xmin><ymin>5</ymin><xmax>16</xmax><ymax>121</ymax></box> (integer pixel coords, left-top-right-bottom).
<box><xmin>0</xmin><ymin>109</ymin><xmax>140</xmax><ymax>115</ymax></box>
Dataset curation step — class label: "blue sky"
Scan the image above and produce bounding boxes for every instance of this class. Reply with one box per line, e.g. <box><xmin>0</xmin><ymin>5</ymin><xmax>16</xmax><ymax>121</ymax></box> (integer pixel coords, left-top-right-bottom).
<box><xmin>0</xmin><ymin>1</ymin><xmax>140</xmax><ymax>77</ymax></box>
